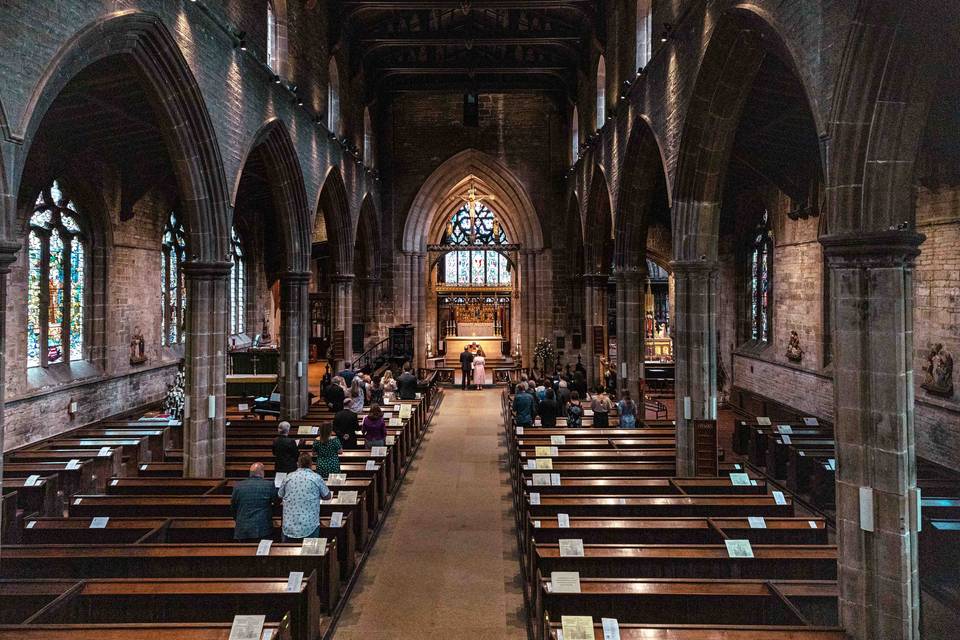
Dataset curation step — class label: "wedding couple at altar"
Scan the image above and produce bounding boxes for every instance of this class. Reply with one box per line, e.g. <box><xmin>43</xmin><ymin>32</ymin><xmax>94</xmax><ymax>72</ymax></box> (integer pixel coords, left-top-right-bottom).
<box><xmin>458</xmin><ymin>344</ymin><xmax>487</xmax><ymax>390</ymax></box>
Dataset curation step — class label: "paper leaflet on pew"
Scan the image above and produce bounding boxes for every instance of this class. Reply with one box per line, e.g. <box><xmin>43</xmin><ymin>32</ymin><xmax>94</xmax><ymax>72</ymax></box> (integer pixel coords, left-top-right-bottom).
<box><xmin>65</xmin><ymin>459</ymin><xmax>81</xmax><ymax>470</ymax></box>
<box><xmin>301</xmin><ymin>537</ymin><xmax>327</xmax><ymax>556</ymax></box>
<box><xmin>725</xmin><ymin>539</ymin><xmax>755</xmax><ymax>558</ymax></box>
<box><xmin>24</xmin><ymin>475</ymin><xmax>40</xmax><ymax>487</ymax></box>
<box><xmin>601</xmin><ymin>618</ymin><xmax>621</xmax><ymax>640</ymax></box>
<box><xmin>90</xmin><ymin>517</ymin><xmax>109</xmax><ymax>529</ymax></box>
<box><xmin>558</xmin><ymin>539</ymin><xmax>585</xmax><ymax>557</ymax></box>
<box><xmin>256</xmin><ymin>540</ymin><xmax>272</xmax><ymax>556</ymax></box>
<box><xmin>330</xmin><ymin>512</ymin><xmax>344</xmax><ymax>528</ymax></box>
<box><xmin>365</xmin><ymin>460</ymin><xmax>377</xmax><ymax>470</ymax></box>
<box><xmin>550</xmin><ymin>571</ymin><xmax>581</xmax><ymax>593</ymax></box>
<box><xmin>327</xmin><ymin>473</ymin><xmax>347</xmax><ymax>485</ymax></box>
<box><xmin>337</xmin><ymin>490</ymin><xmax>358</xmax><ymax>505</ymax></box>
<box><xmin>559</xmin><ymin>615</ymin><xmax>594</xmax><ymax>640</ymax></box>
<box><xmin>399</xmin><ymin>404</ymin><xmax>412</xmax><ymax>419</ymax></box>
<box><xmin>286</xmin><ymin>571</ymin><xmax>304</xmax><ymax>592</ymax></box>
<box><xmin>228</xmin><ymin>614</ymin><xmax>266</xmax><ymax>640</ymax></box>
<box><xmin>274</xmin><ymin>472</ymin><xmax>288</xmax><ymax>488</ymax></box>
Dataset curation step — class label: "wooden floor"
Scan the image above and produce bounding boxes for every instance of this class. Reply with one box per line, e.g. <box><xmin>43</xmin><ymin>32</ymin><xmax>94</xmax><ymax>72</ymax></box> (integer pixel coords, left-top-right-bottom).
<box><xmin>334</xmin><ymin>388</ymin><xmax>527</xmax><ymax>639</ymax></box>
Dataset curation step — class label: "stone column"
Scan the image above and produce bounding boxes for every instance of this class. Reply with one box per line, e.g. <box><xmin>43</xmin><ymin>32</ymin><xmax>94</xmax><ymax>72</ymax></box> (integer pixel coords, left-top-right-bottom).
<box><xmin>330</xmin><ymin>274</ymin><xmax>354</xmax><ymax>370</ymax></box>
<box><xmin>410</xmin><ymin>252</ymin><xmax>425</xmax><ymax>367</ymax></box>
<box><xmin>0</xmin><ymin>240</ymin><xmax>21</xmax><ymax>554</ymax></box>
<box><xmin>671</xmin><ymin>260</ymin><xmax>718</xmax><ymax>477</ymax></box>
<box><xmin>582</xmin><ymin>273</ymin><xmax>608</xmax><ymax>386</ymax></box>
<box><xmin>615</xmin><ymin>267</ymin><xmax>646</xmax><ymax>401</ymax></box>
<box><xmin>821</xmin><ymin>231</ymin><xmax>923</xmax><ymax>640</ymax></box>
<box><xmin>280</xmin><ymin>271</ymin><xmax>310</xmax><ymax>419</ymax></box>
<box><xmin>182</xmin><ymin>261</ymin><xmax>231</xmax><ymax>478</ymax></box>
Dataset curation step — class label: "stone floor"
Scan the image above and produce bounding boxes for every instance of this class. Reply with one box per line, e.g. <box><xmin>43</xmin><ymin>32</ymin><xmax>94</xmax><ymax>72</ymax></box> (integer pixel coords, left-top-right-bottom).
<box><xmin>333</xmin><ymin>388</ymin><xmax>528</xmax><ymax>640</ymax></box>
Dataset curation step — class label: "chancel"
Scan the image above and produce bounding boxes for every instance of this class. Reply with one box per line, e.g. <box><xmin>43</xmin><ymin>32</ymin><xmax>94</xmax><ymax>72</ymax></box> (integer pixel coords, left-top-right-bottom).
<box><xmin>0</xmin><ymin>2</ymin><xmax>957</xmax><ymax>640</ymax></box>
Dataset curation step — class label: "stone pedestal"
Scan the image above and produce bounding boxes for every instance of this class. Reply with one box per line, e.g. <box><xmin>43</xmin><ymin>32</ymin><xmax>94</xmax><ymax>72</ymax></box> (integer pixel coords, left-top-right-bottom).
<box><xmin>615</xmin><ymin>268</ymin><xmax>646</xmax><ymax>401</ymax></box>
<box><xmin>671</xmin><ymin>260</ymin><xmax>718</xmax><ymax>477</ymax></box>
<box><xmin>822</xmin><ymin>231</ymin><xmax>924</xmax><ymax>640</ymax></box>
<box><xmin>182</xmin><ymin>261</ymin><xmax>231</xmax><ymax>478</ymax></box>
<box><xmin>280</xmin><ymin>272</ymin><xmax>310</xmax><ymax>418</ymax></box>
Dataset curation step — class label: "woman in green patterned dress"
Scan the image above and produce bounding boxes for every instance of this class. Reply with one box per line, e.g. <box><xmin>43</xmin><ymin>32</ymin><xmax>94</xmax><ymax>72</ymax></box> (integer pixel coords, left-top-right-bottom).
<box><xmin>312</xmin><ymin>423</ymin><xmax>342</xmax><ymax>478</ymax></box>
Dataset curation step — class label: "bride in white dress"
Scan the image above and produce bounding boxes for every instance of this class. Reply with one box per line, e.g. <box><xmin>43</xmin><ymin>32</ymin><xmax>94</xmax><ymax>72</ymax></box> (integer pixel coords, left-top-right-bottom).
<box><xmin>472</xmin><ymin>348</ymin><xmax>486</xmax><ymax>389</ymax></box>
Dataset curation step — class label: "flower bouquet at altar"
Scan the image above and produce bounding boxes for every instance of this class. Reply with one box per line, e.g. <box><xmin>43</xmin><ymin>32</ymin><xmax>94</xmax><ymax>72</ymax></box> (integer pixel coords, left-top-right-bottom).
<box><xmin>533</xmin><ymin>338</ymin><xmax>555</xmax><ymax>375</ymax></box>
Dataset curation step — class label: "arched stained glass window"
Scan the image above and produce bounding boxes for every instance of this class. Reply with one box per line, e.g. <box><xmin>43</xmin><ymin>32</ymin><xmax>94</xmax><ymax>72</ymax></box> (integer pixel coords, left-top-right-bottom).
<box><xmin>596</xmin><ymin>55</ymin><xmax>607</xmax><ymax>129</ymax></box>
<box><xmin>636</xmin><ymin>0</ymin><xmax>653</xmax><ymax>69</ymax></box>
<box><xmin>571</xmin><ymin>104</ymin><xmax>580</xmax><ymax>162</ymax></box>
<box><xmin>230</xmin><ymin>227</ymin><xmax>246</xmax><ymax>335</ymax></box>
<box><xmin>442</xmin><ymin>202</ymin><xmax>511</xmax><ymax>287</ymax></box>
<box><xmin>328</xmin><ymin>58</ymin><xmax>341</xmax><ymax>134</ymax></box>
<box><xmin>161</xmin><ymin>212</ymin><xmax>187</xmax><ymax>346</ymax></box>
<box><xmin>27</xmin><ymin>181</ymin><xmax>87</xmax><ymax>367</ymax></box>
<box><xmin>267</xmin><ymin>1</ymin><xmax>279</xmax><ymax>72</ymax></box>
<box><xmin>749</xmin><ymin>210</ymin><xmax>773</xmax><ymax>342</ymax></box>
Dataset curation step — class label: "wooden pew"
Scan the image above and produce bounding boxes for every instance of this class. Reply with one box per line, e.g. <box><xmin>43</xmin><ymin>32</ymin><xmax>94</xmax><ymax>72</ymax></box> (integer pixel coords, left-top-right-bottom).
<box><xmin>1</xmin><ymin>491</ymin><xmax>19</xmax><ymax>544</ymax></box>
<box><xmin>4</xmin><ymin>459</ymin><xmax>100</xmax><ymax>497</ymax></box>
<box><xmin>0</xmin><ymin>576</ymin><xmax>320</xmax><ymax>640</ymax></box>
<box><xmin>30</xmin><ymin>438</ymin><xmax>151</xmax><ymax>474</ymax></box>
<box><xmin>1</xmin><ymin>475</ymin><xmax>60</xmax><ymax>517</ymax></box>
<box><xmin>0</xmin><ymin>622</ymin><xmax>290</xmax><ymax>640</ymax></box>
<box><xmin>544</xmin><ymin>623</ymin><xmax>846</xmax><ymax>640</ymax></box>
<box><xmin>0</xmin><ymin>543</ymin><xmax>340</xmax><ymax>614</ymax></box>
<box><xmin>6</xmin><ymin>449</ymin><xmax>123</xmax><ymax>483</ymax></box>
<box><xmin>74</xmin><ymin>428</ymin><xmax>171</xmax><ymax>462</ymax></box>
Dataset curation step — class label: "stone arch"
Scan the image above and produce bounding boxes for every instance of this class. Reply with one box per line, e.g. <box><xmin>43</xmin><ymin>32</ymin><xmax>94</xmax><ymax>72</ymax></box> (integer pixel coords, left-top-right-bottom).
<box><xmin>232</xmin><ymin>118</ymin><xmax>311</xmax><ymax>273</ymax></box>
<box><xmin>12</xmin><ymin>11</ymin><xmax>229</xmax><ymax>263</ymax></box>
<box><xmin>354</xmin><ymin>194</ymin><xmax>381</xmax><ymax>280</ymax></box>
<box><xmin>0</xmin><ymin>96</ymin><xmax>12</xmax><ymax>249</ymax></box>
<box><xmin>403</xmin><ymin>148</ymin><xmax>543</xmax><ymax>252</ymax></box>
<box><xmin>614</xmin><ymin>115</ymin><xmax>671</xmax><ymax>273</ymax></box>
<box><xmin>583</xmin><ymin>164</ymin><xmax>613</xmax><ymax>274</ymax></box>
<box><xmin>315</xmin><ymin>166</ymin><xmax>353</xmax><ymax>276</ymax></box>
<box><xmin>671</xmin><ymin>7</ymin><xmax>818</xmax><ymax>261</ymax></box>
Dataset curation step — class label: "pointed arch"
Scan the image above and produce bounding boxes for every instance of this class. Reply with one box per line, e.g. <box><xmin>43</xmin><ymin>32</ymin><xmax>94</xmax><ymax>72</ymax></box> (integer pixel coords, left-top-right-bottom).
<box><xmin>13</xmin><ymin>10</ymin><xmax>229</xmax><ymax>262</ymax></box>
<box><xmin>403</xmin><ymin>148</ymin><xmax>543</xmax><ymax>252</ymax></box>
<box><xmin>232</xmin><ymin>118</ymin><xmax>310</xmax><ymax>273</ymax></box>
<box><xmin>355</xmin><ymin>194</ymin><xmax>381</xmax><ymax>279</ymax></box>
<box><xmin>0</xmin><ymin>95</ymin><xmax>11</xmax><ymax>245</ymax></box>
<box><xmin>316</xmin><ymin>166</ymin><xmax>353</xmax><ymax>275</ymax></box>
<box><xmin>584</xmin><ymin>164</ymin><xmax>613</xmax><ymax>274</ymax></box>
<box><xmin>614</xmin><ymin>115</ymin><xmax>670</xmax><ymax>272</ymax></box>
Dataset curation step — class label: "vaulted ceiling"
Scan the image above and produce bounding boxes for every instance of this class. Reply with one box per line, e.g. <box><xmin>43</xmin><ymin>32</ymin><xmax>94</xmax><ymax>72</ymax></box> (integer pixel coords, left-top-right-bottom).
<box><xmin>334</xmin><ymin>0</ymin><xmax>598</xmax><ymax>96</ymax></box>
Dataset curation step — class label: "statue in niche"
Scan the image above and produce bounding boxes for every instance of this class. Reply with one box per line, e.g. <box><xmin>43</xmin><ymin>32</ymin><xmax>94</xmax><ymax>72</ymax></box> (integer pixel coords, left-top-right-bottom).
<box><xmin>922</xmin><ymin>343</ymin><xmax>954</xmax><ymax>398</ymax></box>
<box><xmin>129</xmin><ymin>326</ymin><xmax>146</xmax><ymax>365</ymax></box>
<box><xmin>260</xmin><ymin>317</ymin><xmax>271</xmax><ymax>345</ymax></box>
<box><xmin>786</xmin><ymin>331</ymin><xmax>803</xmax><ymax>363</ymax></box>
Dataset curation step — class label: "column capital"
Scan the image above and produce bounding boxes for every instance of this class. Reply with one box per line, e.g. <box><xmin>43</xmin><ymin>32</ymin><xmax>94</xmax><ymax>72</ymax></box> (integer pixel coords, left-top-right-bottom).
<box><xmin>0</xmin><ymin>239</ymin><xmax>20</xmax><ymax>274</ymax></box>
<box><xmin>820</xmin><ymin>230</ymin><xmax>924</xmax><ymax>268</ymax></box>
<box><xmin>612</xmin><ymin>265</ymin><xmax>647</xmax><ymax>284</ymax></box>
<box><xmin>670</xmin><ymin>259</ymin><xmax>718</xmax><ymax>275</ymax></box>
<box><xmin>280</xmin><ymin>271</ymin><xmax>311</xmax><ymax>285</ymax></box>
<box><xmin>181</xmin><ymin>260</ymin><xmax>232</xmax><ymax>279</ymax></box>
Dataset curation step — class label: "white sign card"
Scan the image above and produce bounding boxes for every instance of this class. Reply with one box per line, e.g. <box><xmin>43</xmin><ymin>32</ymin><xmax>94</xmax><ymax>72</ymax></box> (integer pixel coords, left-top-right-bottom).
<box><xmin>515</xmin><ymin>426</ymin><xmax>524</xmax><ymax>435</ymax></box>
<box><xmin>301</xmin><ymin>537</ymin><xmax>327</xmax><ymax>556</ymax></box>
<box><xmin>328</xmin><ymin>473</ymin><xmax>347</xmax><ymax>485</ymax></box>
<box><xmin>533</xmin><ymin>473</ymin><xmax>551</xmax><ymax>486</ymax></box>
<box><xmin>772</xmin><ymin>490</ymin><xmax>787</xmax><ymax>505</ymax></box>
<box><xmin>551</xmin><ymin>435</ymin><xmax>566</xmax><ymax>445</ymax></box>
<box><xmin>394</xmin><ymin>404</ymin><xmax>401</xmax><ymax>412</ymax></box>
<box><xmin>551</xmin><ymin>473</ymin><xmax>562</xmax><ymax>486</ymax></box>
<box><xmin>24</xmin><ymin>475</ymin><xmax>40</xmax><ymax>487</ymax></box>
<box><xmin>535</xmin><ymin>458</ymin><xmax>553</xmax><ymax>470</ymax></box>
<box><xmin>557</xmin><ymin>513</ymin><xmax>570</xmax><ymax>528</ymax></box>
<box><xmin>781</xmin><ymin>435</ymin><xmax>792</xmax><ymax>444</ymax></box>
<box><xmin>90</xmin><ymin>517</ymin><xmax>110</xmax><ymax>529</ymax></box>
<box><xmin>529</xmin><ymin>492</ymin><xmax>540</xmax><ymax>505</ymax></box>
<box><xmin>66</xmin><ymin>459</ymin><xmax>81</xmax><ymax>470</ymax></box>
<box><xmin>809</xmin><ymin>520</ymin><xmax>818</xmax><ymax>528</ymax></box>
<box><xmin>399</xmin><ymin>404</ymin><xmax>412</xmax><ymax>419</ymax></box>
<box><xmin>416</xmin><ymin>392</ymin><xmax>422</xmax><ymax>399</ymax></box>
<box><xmin>532</xmin><ymin>520</ymin><xmax>541</xmax><ymax>528</ymax></box>
<box><xmin>386</xmin><ymin>435</ymin><xmax>396</xmax><ymax>445</ymax></box>
<box><xmin>803</xmin><ymin>417</ymin><xmax>819</xmax><ymax>426</ymax></box>
<box><xmin>558</xmin><ymin>539</ymin><xmax>585</xmax><ymax>557</ymax></box>
<box><xmin>365</xmin><ymin>460</ymin><xmax>377</xmax><ymax>470</ymax></box>
<box><xmin>111</xmin><ymin>480</ymin><xmax>119</xmax><ymax>486</ymax></box>
<box><xmin>388</xmin><ymin>418</ymin><xmax>402</xmax><ymax>427</ymax></box>
<box><xmin>256</xmin><ymin>540</ymin><xmax>273</xmax><ymax>556</ymax></box>
<box><xmin>337</xmin><ymin>491</ymin><xmax>358</xmax><ymax>505</ymax></box>
<box><xmin>757</xmin><ymin>416</ymin><xmax>771</xmax><ymax>425</ymax></box>
<box><xmin>729</xmin><ymin>472</ymin><xmax>751</xmax><ymax>486</ymax></box>
<box><xmin>228</xmin><ymin>614</ymin><xmax>266</xmax><ymax>640</ymax></box>
<box><xmin>535</xmin><ymin>446</ymin><xmax>553</xmax><ymax>457</ymax></box>
<box><xmin>238</xmin><ymin>403</ymin><xmax>249</xmax><ymax>412</ymax></box>
<box><xmin>26</xmin><ymin>520</ymin><xmax>36</xmax><ymax>529</ymax></box>
<box><xmin>98</xmin><ymin>447</ymin><xmax>112</xmax><ymax>456</ymax></box>
<box><xmin>329</xmin><ymin>512</ymin><xmax>344</xmax><ymax>528</ymax></box>
<box><xmin>777</xmin><ymin>425</ymin><xmax>793</xmax><ymax>434</ymax></box>
<box><xmin>526</xmin><ymin>459</ymin><xmax>536</xmax><ymax>469</ymax></box>
<box><xmin>725</xmin><ymin>539</ymin><xmax>755</xmax><ymax>558</ymax></box>
<box><xmin>748</xmin><ymin>516</ymin><xmax>767</xmax><ymax>529</ymax></box>
<box><xmin>827</xmin><ymin>458</ymin><xmax>836</xmax><ymax>470</ymax></box>
<box><xmin>602</xmin><ymin>618</ymin><xmax>621</xmax><ymax>640</ymax></box>
<box><xmin>550</xmin><ymin>571</ymin><xmax>582</xmax><ymax>593</ymax></box>
<box><xmin>560</xmin><ymin>615</ymin><xmax>594</xmax><ymax>640</ymax></box>
<box><xmin>371</xmin><ymin>446</ymin><xmax>388</xmax><ymax>457</ymax></box>
<box><xmin>286</xmin><ymin>571</ymin><xmax>305</xmax><ymax>592</ymax></box>
<box><xmin>274</xmin><ymin>472</ymin><xmax>288</xmax><ymax>488</ymax></box>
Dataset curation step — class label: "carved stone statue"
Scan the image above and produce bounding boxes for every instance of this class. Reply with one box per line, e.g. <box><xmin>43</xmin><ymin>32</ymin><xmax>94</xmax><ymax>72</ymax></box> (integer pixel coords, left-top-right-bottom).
<box><xmin>922</xmin><ymin>343</ymin><xmax>954</xmax><ymax>398</ymax></box>
<box><xmin>786</xmin><ymin>330</ymin><xmax>803</xmax><ymax>363</ymax></box>
<box><xmin>129</xmin><ymin>326</ymin><xmax>146</xmax><ymax>365</ymax></box>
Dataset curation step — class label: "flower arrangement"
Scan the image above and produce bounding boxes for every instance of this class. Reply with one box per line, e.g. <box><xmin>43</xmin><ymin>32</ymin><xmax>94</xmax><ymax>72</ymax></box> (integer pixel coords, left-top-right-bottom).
<box><xmin>533</xmin><ymin>337</ymin><xmax>556</xmax><ymax>373</ymax></box>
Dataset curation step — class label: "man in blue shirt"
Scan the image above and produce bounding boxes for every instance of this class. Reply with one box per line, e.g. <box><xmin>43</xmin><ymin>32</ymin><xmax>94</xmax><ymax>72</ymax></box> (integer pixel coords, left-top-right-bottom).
<box><xmin>513</xmin><ymin>382</ymin><xmax>536</xmax><ymax>427</ymax></box>
<box><xmin>231</xmin><ymin>462</ymin><xmax>278</xmax><ymax>542</ymax></box>
<box><xmin>278</xmin><ymin>453</ymin><xmax>332</xmax><ymax>542</ymax></box>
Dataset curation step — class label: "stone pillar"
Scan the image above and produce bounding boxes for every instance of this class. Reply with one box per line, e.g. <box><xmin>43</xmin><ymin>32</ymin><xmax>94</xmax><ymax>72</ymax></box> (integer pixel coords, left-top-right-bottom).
<box><xmin>329</xmin><ymin>274</ymin><xmax>354</xmax><ymax>370</ymax></box>
<box><xmin>0</xmin><ymin>240</ymin><xmax>21</xmax><ymax>554</ymax></box>
<box><xmin>520</xmin><ymin>250</ymin><xmax>540</xmax><ymax>367</ymax></box>
<box><xmin>583</xmin><ymin>273</ymin><xmax>608</xmax><ymax>387</ymax></box>
<box><xmin>280</xmin><ymin>271</ymin><xmax>310</xmax><ymax>419</ymax></box>
<box><xmin>409</xmin><ymin>252</ymin><xmax>425</xmax><ymax>367</ymax></box>
<box><xmin>671</xmin><ymin>260</ymin><xmax>718</xmax><ymax>477</ymax></box>
<box><xmin>821</xmin><ymin>231</ymin><xmax>923</xmax><ymax>640</ymax></box>
<box><xmin>615</xmin><ymin>267</ymin><xmax>646</xmax><ymax>401</ymax></box>
<box><xmin>182</xmin><ymin>261</ymin><xmax>231</xmax><ymax>478</ymax></box>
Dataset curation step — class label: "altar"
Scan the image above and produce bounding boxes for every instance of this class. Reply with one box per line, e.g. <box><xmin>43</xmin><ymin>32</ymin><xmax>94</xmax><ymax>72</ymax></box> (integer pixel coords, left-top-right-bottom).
<box><xmin>443</xmin><ymin>335</ymin><xmax>504</xmax><ymax>365</ymax></box>
<box><xmin>456</xmin><ymin>322</ymin><xmax>495</xmax><ymax>336</ymax></box>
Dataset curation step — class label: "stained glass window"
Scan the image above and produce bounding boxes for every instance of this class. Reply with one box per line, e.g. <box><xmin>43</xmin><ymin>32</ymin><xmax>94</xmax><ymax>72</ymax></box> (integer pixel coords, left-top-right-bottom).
<box><xmin>27</xmin><ymin>181</ymin><xmax>86</xmax><ymax>367</ymax></box>
<box><xmin>441</xmin><ymin>201</ymin><xmax>511</xmax><ymax>287</ymax></box>
<box><xmin>750</xmin><ymin>210</ymin><xmax>773</xmax><ymax>343</ymax></box>
<box><xmin>267</xmin><ymin>1</ymin><xmax>278</xmax><ymax>72</ymax></box>
<box><xmin>230</xmin><ymin>227</ymin><xmax>246</xmax><ymax>335</ymax></box>
<box><xmin>162</xmin><ymin>212</ymin><xmax>187</xmax><ymax>346</ymax></box>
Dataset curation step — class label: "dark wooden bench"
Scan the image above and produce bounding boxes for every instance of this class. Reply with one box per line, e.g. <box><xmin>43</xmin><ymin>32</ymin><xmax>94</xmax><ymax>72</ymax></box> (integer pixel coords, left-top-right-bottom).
<box><xmin>0</xmin><ymin>622</ymin><xmax>289</xmax><ymax>640</ymax></box>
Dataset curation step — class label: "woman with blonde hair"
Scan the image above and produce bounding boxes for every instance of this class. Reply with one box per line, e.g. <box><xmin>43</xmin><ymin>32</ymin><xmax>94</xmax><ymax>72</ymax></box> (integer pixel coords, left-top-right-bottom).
<box><xmin>348</xmin><ymin>377</ymin><xmax>365</xmax><ymax>413</ymax></box>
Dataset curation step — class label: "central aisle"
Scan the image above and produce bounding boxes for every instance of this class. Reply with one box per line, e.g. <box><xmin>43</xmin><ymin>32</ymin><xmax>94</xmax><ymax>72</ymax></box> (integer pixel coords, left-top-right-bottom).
<box><xmin>333</xmin><ymin>388</ymin><xmax>527</xmax><ymax>639</ymax></box>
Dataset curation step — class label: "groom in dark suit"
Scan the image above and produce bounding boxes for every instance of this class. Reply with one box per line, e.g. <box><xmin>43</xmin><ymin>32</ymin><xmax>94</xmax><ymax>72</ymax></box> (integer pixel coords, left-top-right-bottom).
<box><xmin>459</xmin><ymin>346</ymin><xmax>475</xmax><ymax>391</ymax></box>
